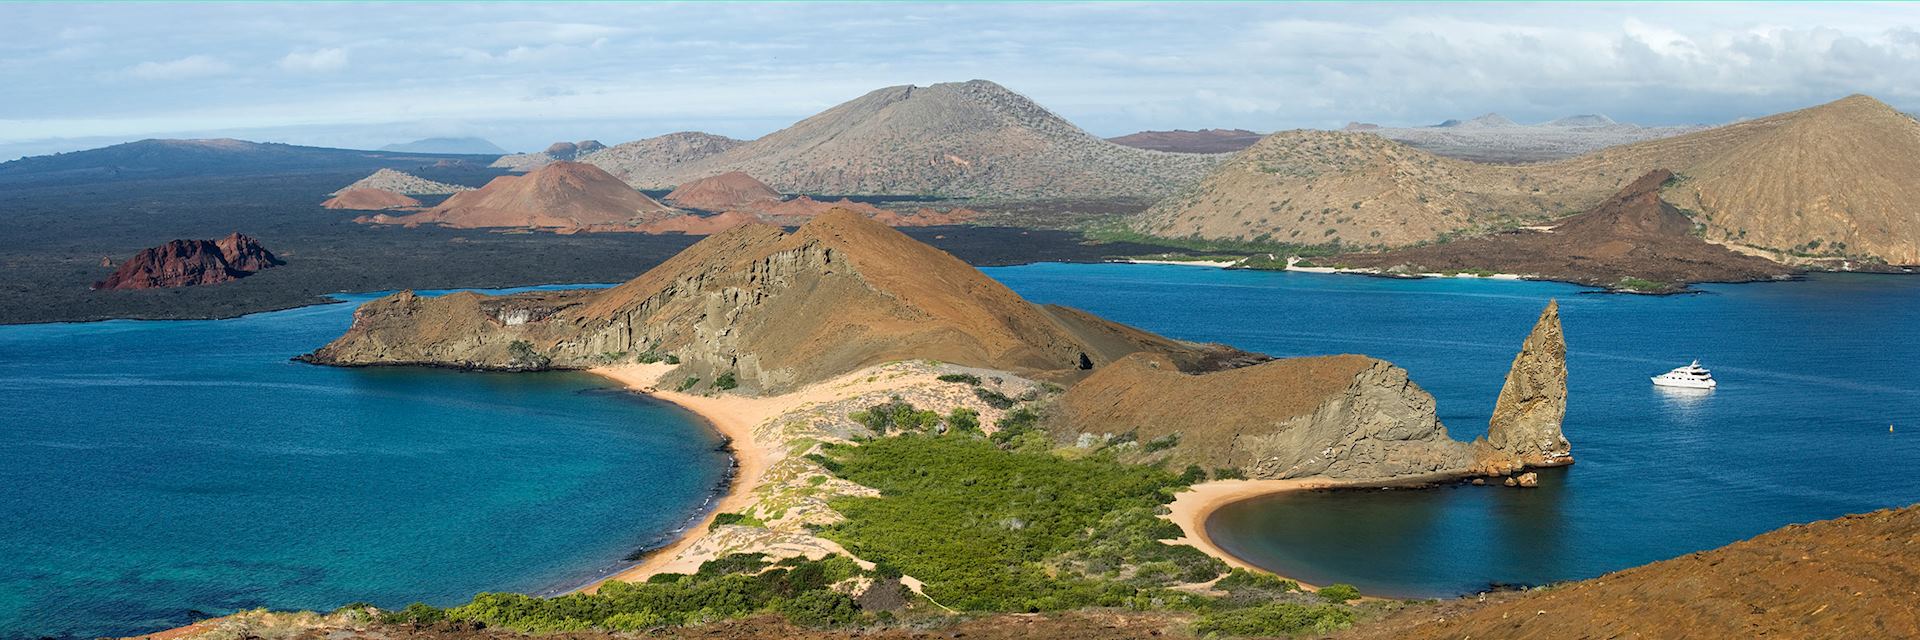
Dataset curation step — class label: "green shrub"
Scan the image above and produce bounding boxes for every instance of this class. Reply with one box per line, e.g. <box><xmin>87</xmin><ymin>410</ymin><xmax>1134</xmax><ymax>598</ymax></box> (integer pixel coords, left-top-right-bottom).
<box><xmin>1192</xmin><ymin>602</ymin><xmax>1355</xmax><ymax>636</ymax></box>
<box><xmin>1215</xmin><ymin>568</ymin><xmax>1298</xmax><ymax>593</ymax></box>
<box><xmin>714</xmin><ymin>371</ymin><xmax>738</xmax><ymax>390</ymax></box>
<box><xmin>1316</xmin><ymin>583</ymin><xmax>1361</xmax><ymax>603</ymax></box>
<box><xmin>817</xmin><ymin>434</ymin><xmax>1223</xmax><ymax>612</ymax></box>
<box><xmin>377</xmin><ymin>602</ymin><xmax>446</xmax><ymax>625</ymax></box>
<box><xmin>1144</xmin><ymin>433</ymin><xmax>1180</xmax><ymax>453</ymax></box>
<box><xmin>664</xmin><ymin>354</ymin><xmax>681</xmax><ymax>365</ymax></box>
<box><xmin>849</xmin><ymin>396</ymin><xmax>942</xmax><ymax>434</ymax></box>
<box><xmin>637</xmin><ymin>351</ymin><xmax>662</xmax><ymax>364</ymax></box>
<box><xmin>973</xmin><ymin>387</ymin><xmax>1016</xmax><ymax>409</ymax></box>
<box><xmin>1211</xmin><ymin>467</ymin><xmax>1247</xmax><ymax>481</ymax></box>
<box><xmin>710</xmin><ymin>513</ymin><xmax>766</xmax><ymax>530</ymax></box>
<box><xmin>676</xmin><ymin>376</ymin><xmax>701</xmax><ymax>392</ymax></box>
<box><xmin>506</xmin><ymin>340</ymin><xmax>551</xmax><ymax>369</ymax></box>
<box><xmin>937</xmin><ymin>373</ymin><xmax>982</xmax><ymax>385</ymax></box>
<box><xmin>945</xmin><ymin>407</ymin><xmax>981</xmax><ymax>433</ymax></box>
<box><xmin>777</xmin><ymin>590</ymin><xmax>859</xmax><ymax>627</ymax></box>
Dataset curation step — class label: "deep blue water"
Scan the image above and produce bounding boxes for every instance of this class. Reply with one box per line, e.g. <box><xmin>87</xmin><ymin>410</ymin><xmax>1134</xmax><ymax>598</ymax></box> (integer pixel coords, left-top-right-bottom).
<box><xmin>0</xmin><ymin>286</ymin><xmax>729</xmax><ymax>639</ymax></box>
<box><xmin>987</xmin><ymin>265</ymin><xmax>1920</xmax><ymax>599</ymax></box>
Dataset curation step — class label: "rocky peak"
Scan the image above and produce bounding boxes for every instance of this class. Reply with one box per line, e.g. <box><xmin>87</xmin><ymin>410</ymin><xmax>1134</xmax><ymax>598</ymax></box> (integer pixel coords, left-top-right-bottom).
<box><xmin>1481</xmin><ymin>300</ymin><xmax>1571</xmax><ymax>470</ymax></box>
<box><xmin>94</xmin><ymin>233</ymin><xmax>282</xmax><ymax>291</ymax></box>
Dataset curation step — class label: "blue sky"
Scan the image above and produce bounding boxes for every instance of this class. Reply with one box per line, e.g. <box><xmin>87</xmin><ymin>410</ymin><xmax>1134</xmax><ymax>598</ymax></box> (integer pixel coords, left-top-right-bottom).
<box><xmin>3</xmin><ymin>2</ymin><xmax>1918</xmax><ymax>160</ymax></box>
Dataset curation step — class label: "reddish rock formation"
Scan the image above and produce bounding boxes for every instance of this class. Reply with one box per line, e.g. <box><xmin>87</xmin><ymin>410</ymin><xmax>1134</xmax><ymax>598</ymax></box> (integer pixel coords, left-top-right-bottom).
<box><xmin>627</xmin><ymin>210</ymin><xmax>760</xmax><ymax>235</ymax></box>
<box><xmin>378</xmin><ymin>161</ymin><xmax>677</xmax><ymax>230</ymax></box>
<box><xmin>663</xmin><ymin>171</ymin><xmax>783</xmax><ymax>211</ymax></box>
<box><xmin>321</xmin><ymin>187</ymin><xmax>422</xmax><ymax>210</ymax></box>
<box><xmin>94</xmin><ymin>233</ymin><xmax>282</xmax><ymax>290</ymax></box>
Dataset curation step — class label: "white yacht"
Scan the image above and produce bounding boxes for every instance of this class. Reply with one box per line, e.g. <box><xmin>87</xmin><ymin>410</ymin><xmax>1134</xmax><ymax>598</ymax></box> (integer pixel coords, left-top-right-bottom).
<box><xmin>1652</xmin><ymin>360</ymin><xmax>1717</xmax><ymax>389</ymax></box>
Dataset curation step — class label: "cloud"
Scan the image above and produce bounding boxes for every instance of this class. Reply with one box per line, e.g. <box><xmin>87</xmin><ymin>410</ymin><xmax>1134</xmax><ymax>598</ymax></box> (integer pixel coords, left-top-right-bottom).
<box><xmin>125</xmin><ymin>54</ymin><xmax>231</xmax><ymax>80</ymax></box>
<box><xmin>279</xmin><ymin>48</ymin><xmax>349</xmax><ymax>73</ymax></box>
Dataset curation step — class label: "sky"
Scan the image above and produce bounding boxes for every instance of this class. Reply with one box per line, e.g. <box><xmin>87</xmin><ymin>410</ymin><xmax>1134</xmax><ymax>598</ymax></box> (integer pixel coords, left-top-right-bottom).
<box><xmin>3</xmin><ymin>2</ymin><xmax>1919</xmax><ymax>160</ymax></box>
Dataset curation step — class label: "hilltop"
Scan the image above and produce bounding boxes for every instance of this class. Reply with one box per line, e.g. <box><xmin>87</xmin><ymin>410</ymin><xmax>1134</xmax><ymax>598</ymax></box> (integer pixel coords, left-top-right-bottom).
<box><xmin>306</xmin><ymin>210</ymin><xmax>1233</xmax><ymax>392</ymax></box>
<box><xmin>331</xmin><ymin>168</ymin><xmax>472</xmax><ymax>196</ymax></box>
<box><xmin>1353</xmin><ymin>112</ymin><xmax>1703</xmax><ymax>163</ymax></box>
<box><xmin>663</xmin><ymin>171</ymin><xmax>783</xmax><ymax>211</ymax></box>
<box><xmin>94</xmin><ymin>233</ymin><xmax>281</xmax><ymax>290</ymax></box>
<box><xmin>556</xmin><ymin>132</ymin><xmax>744</xmax><ymax>180</ymax></box>
<box><xmin>321</xmin><ymin>188</ymin><xmax>421</xmax><ymax>210</ymax></box>
<box><xmin>375</xmin><ymin>161</ymin><xmax>676</xmax><ymax>230</ymax></box>
<box><xmin>491</xmin><ymin>140</ymin><xmax>609</xmax><ymax>171</ymax></box>
<box><xmin>0</xmin><ymin>138</ymin><xmax>493</xmax><ymax>186</ymax></box>
<box><xmin>1138</xmin><ymin>95</ymin><xmax>1920</xmax><ymax>265</ymax></box>
<box><xmin>586</xmin><ymin>80</ymin><xmax>1222</xmax><ymax>199</ymax></box>
<box><xmin>1107</xmin><ymin>129</ymin><xmax>1264</xmax><ymax>154</ymax></box>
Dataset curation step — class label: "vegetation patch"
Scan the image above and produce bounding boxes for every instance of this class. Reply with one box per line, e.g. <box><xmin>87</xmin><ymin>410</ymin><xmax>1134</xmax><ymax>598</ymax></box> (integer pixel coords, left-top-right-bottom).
<box><xmin>817</xmin><ymin>433</ymin><xmax>1225</xmax><ymax>612</ymax></box>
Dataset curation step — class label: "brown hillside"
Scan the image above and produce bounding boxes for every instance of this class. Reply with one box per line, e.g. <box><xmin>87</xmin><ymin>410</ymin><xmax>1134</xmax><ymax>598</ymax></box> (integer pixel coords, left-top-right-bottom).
<box><xmin>305</xmin><ymin>210</ymin><xmax>1232</xmax><ymax>393</ymax></box>
<box><xmin>576</xmin><ymin>131</ymin><xmax>746</xmax><ymax>182</ymax></box>
<box><xmin>1341</xmin><ymin>503</ymin><xmax>1920</xmax><ymax>640</ymax></box>
<box><xmin>385</xmin><ymin>161</ymin><xmax>676</xmax><ymax>230</ymax></box>
<box><xmin>1107</xmin><ymin>128</ymin><xmax>1263</xmax><ymax>154</ymax></box>
<box><xmin>1139</xmin><ymin>95</ymin><xmax>1920</xmax><ymax>265</ymax></box>
<box><xmin>586</xmin><ymin>80</ymin><xmax>1221</xmax><ymax>199</ymax></box>
<box><xmin>1331</xmin><ymin>170</ymin><xmax>1796</xmax><ymax>290</ymax></box>
<box><xmin>664</xmin><ymin>171</ymin><xmax>783</xmax><ymax>211</ymax></box>
<box><xmin>320</xmin><ymin>187</ymin><xmax>421</xmax><ymax>210</ymax></box>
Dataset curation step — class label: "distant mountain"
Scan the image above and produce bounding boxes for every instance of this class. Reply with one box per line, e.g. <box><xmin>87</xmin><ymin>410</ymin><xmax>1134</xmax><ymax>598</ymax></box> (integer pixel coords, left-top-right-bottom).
<box><xmin>0</xmin><ymin>138</ymin><xmax>495</xmax><ymax>186</ymax></box>
<box><xmin>576</xmin><ymin>132</ymin><xmax>745</xmax><ymax>181</ymax></box>
<box><xmin>663</xmin><ymin>171</ymin><xmax>783</xmax><ymax>211</ymax></box>
<box><xmin>1329</xmin><ymin>170</ymin><xmax>1793</xmax><ymax>291</ymax></box>
<box><xmin>375</xmin><ymin>161</ymin><xmax>676</xmax><ymax>230</ymax></box>
<box><xmin>1135</xmin><ymin>94</ymin><xmax>1920</xmax><ymax>266</ymax></box>
<box><xmin>1360</xmin><ymin>112</ymin><xmax>1706</xmax><ymax>162</ymax></box>
<box><xmin>586</xmin><ymin>80</ymin><xmax>1222</xmax><ymax>199</ymax></box>
<box><xmin>331</xmin><ymin>168</ymin><xmax>472</xmax><ymax>196</ymax></box>
<box><xmin>378</xmin><ymin>137</ymin><xmax>507</xmax><ymax>155</ymax></box>
<box><xmin>1106</xmin><ymin>129</ymin><xmax>1263</xmax><ymax>154</ymax></box>
<box><xmin>490</xmin><ymin>140</ymin><xmax>612</xmax><ymax>172</ymax></box>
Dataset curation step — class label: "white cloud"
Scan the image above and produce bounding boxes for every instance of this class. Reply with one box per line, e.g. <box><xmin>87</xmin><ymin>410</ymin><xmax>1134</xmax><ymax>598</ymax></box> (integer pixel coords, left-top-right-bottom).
<box><xmin>125</xmin><ymin>54</ymin><xmax>231</xmax><ymax>80</ymax></box>
<box><xmin>279</xmin><ymin>48</ymin><xmax>348</xmax><ymax>73</ymax></box>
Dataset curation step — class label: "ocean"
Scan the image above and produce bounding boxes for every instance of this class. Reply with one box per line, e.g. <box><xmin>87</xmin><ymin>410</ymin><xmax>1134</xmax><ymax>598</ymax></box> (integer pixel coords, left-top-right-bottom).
<box><xmin>989</xmin><ymin>264</ymin><xmax>1920</xmax><ymax>598</ymax></box>
<box><xmin>0</xmin><ymin>286</ymin><xmax>729</xmax><ymax>639</ymax></box>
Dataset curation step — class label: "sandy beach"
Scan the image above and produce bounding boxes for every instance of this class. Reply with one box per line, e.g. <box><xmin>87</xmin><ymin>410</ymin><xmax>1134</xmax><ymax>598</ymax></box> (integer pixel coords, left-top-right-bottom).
<box><xmin>582</xmin><ymin>364</ymin><xmax>786</xmax><ymax>589</ymax></box>
<box><xmin>1162</xmin><ymin>478</ymin><xmax>1342</xmax><ymax>588</ymax></box>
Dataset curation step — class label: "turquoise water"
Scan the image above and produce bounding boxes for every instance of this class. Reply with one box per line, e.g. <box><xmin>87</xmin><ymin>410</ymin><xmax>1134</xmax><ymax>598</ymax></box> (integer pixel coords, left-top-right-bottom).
<box><xmin>988</xmin><ymin>265</ymin><xmax>1920</xmax><ymax>598</ymax></box>
<box><xmin>0</xmin><ymin>286</ymin><xmax>729</xmax><ymax>639</ymax></box>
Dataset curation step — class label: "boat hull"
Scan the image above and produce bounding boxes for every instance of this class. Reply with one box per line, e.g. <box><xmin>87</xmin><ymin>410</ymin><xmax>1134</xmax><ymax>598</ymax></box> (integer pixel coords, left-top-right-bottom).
<box><xmin>1652</xmin><ymin>376</ymin><xmax>1717</xmax><ymax>389</ymax></box>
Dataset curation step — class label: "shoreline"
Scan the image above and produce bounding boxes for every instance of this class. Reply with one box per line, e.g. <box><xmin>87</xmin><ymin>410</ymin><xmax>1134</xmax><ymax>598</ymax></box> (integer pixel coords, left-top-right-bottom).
<box><xmin>578</xmin><ymin>364</ymin><xmax>781</xmax><ymax>590</ymax></box>
<box><xmin>1162</xmin><ymin>479</ymin><xmax>1338</xmax><ymax>589</ymax></box>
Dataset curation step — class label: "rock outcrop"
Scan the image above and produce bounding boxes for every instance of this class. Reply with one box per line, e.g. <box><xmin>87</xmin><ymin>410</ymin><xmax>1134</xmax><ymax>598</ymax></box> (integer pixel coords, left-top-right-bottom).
<box><xmin>1054</xmin><ymin>353</ymin><xmax>1475</xmax><ymax>480</ymax></box>
<box><xmin>664</xmin><ymin>171</ymin><xmax>784</xmax><ymax>211</ymax></box>
<box><xmin>373</xmin><ymin>161</ymin><xmax>677</xmax><ymax>230</ymax></box>
<box><xmin>1474</xmin><ymin>300</ymin><xmax>1572</xmax><ymax>474</ymax></box>
<box><xmin>320</xmin><ymin>187</ymin><xmax>422</xmax><ymax>210</ymax></box>
<box><xmin>1106</xmin><ymin>129</ymin><xmax>1263</xmax><ymax>154</ymax></box>
<box><xmin>331</xmin><ymin>168</ymin><xmax>472</xmax><ymax>196</ymax></box>
<box><xmin>1055</xmin><ymin>300</ymin><xmax>1573</xmax><ymax>483</ymax></box>
<box><xmin>491</xmin><ymin>140</ymin><xmax>611</xmax><ymax>171</ymax></box>
<box><xmin>305</xmin><ymin>210</ymin><xmax>1236</xmax><ymax>392</ymax></box>
<box><xmin>94</xmin><ymin>233</ymin><xmax>282</xmax><ymax>290</ymax></box>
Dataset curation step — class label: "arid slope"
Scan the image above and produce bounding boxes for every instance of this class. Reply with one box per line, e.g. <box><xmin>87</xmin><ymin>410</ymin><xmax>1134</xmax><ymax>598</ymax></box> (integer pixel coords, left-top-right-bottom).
<box><xmin>1330</xmin><ymin>170</ymin><xmax>1796</xmax><ymax>290</ymax></box>
<box><xmin>1342</xmin><ymin>503</ymin><xmax>1920</xmax><ymax>639</ymax></box>
<box><xmin>1139</xmin><ymin>95</ymin><xmax>1920</xmax><ymax>265</ymax></box>
<box><xmin>383</xmin><ymin>161</ymin><xmax>676</xmax><ymax>230</ymax></box>
<box><xmin>305</xmin><ymin>210</ymin><xmax>1230</xmax><ymax>393</ymax></box>
<box><xmin>588</xmin><ymin>80</ymin><xmax>1221</xmax><ymax>199</ymax></box>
